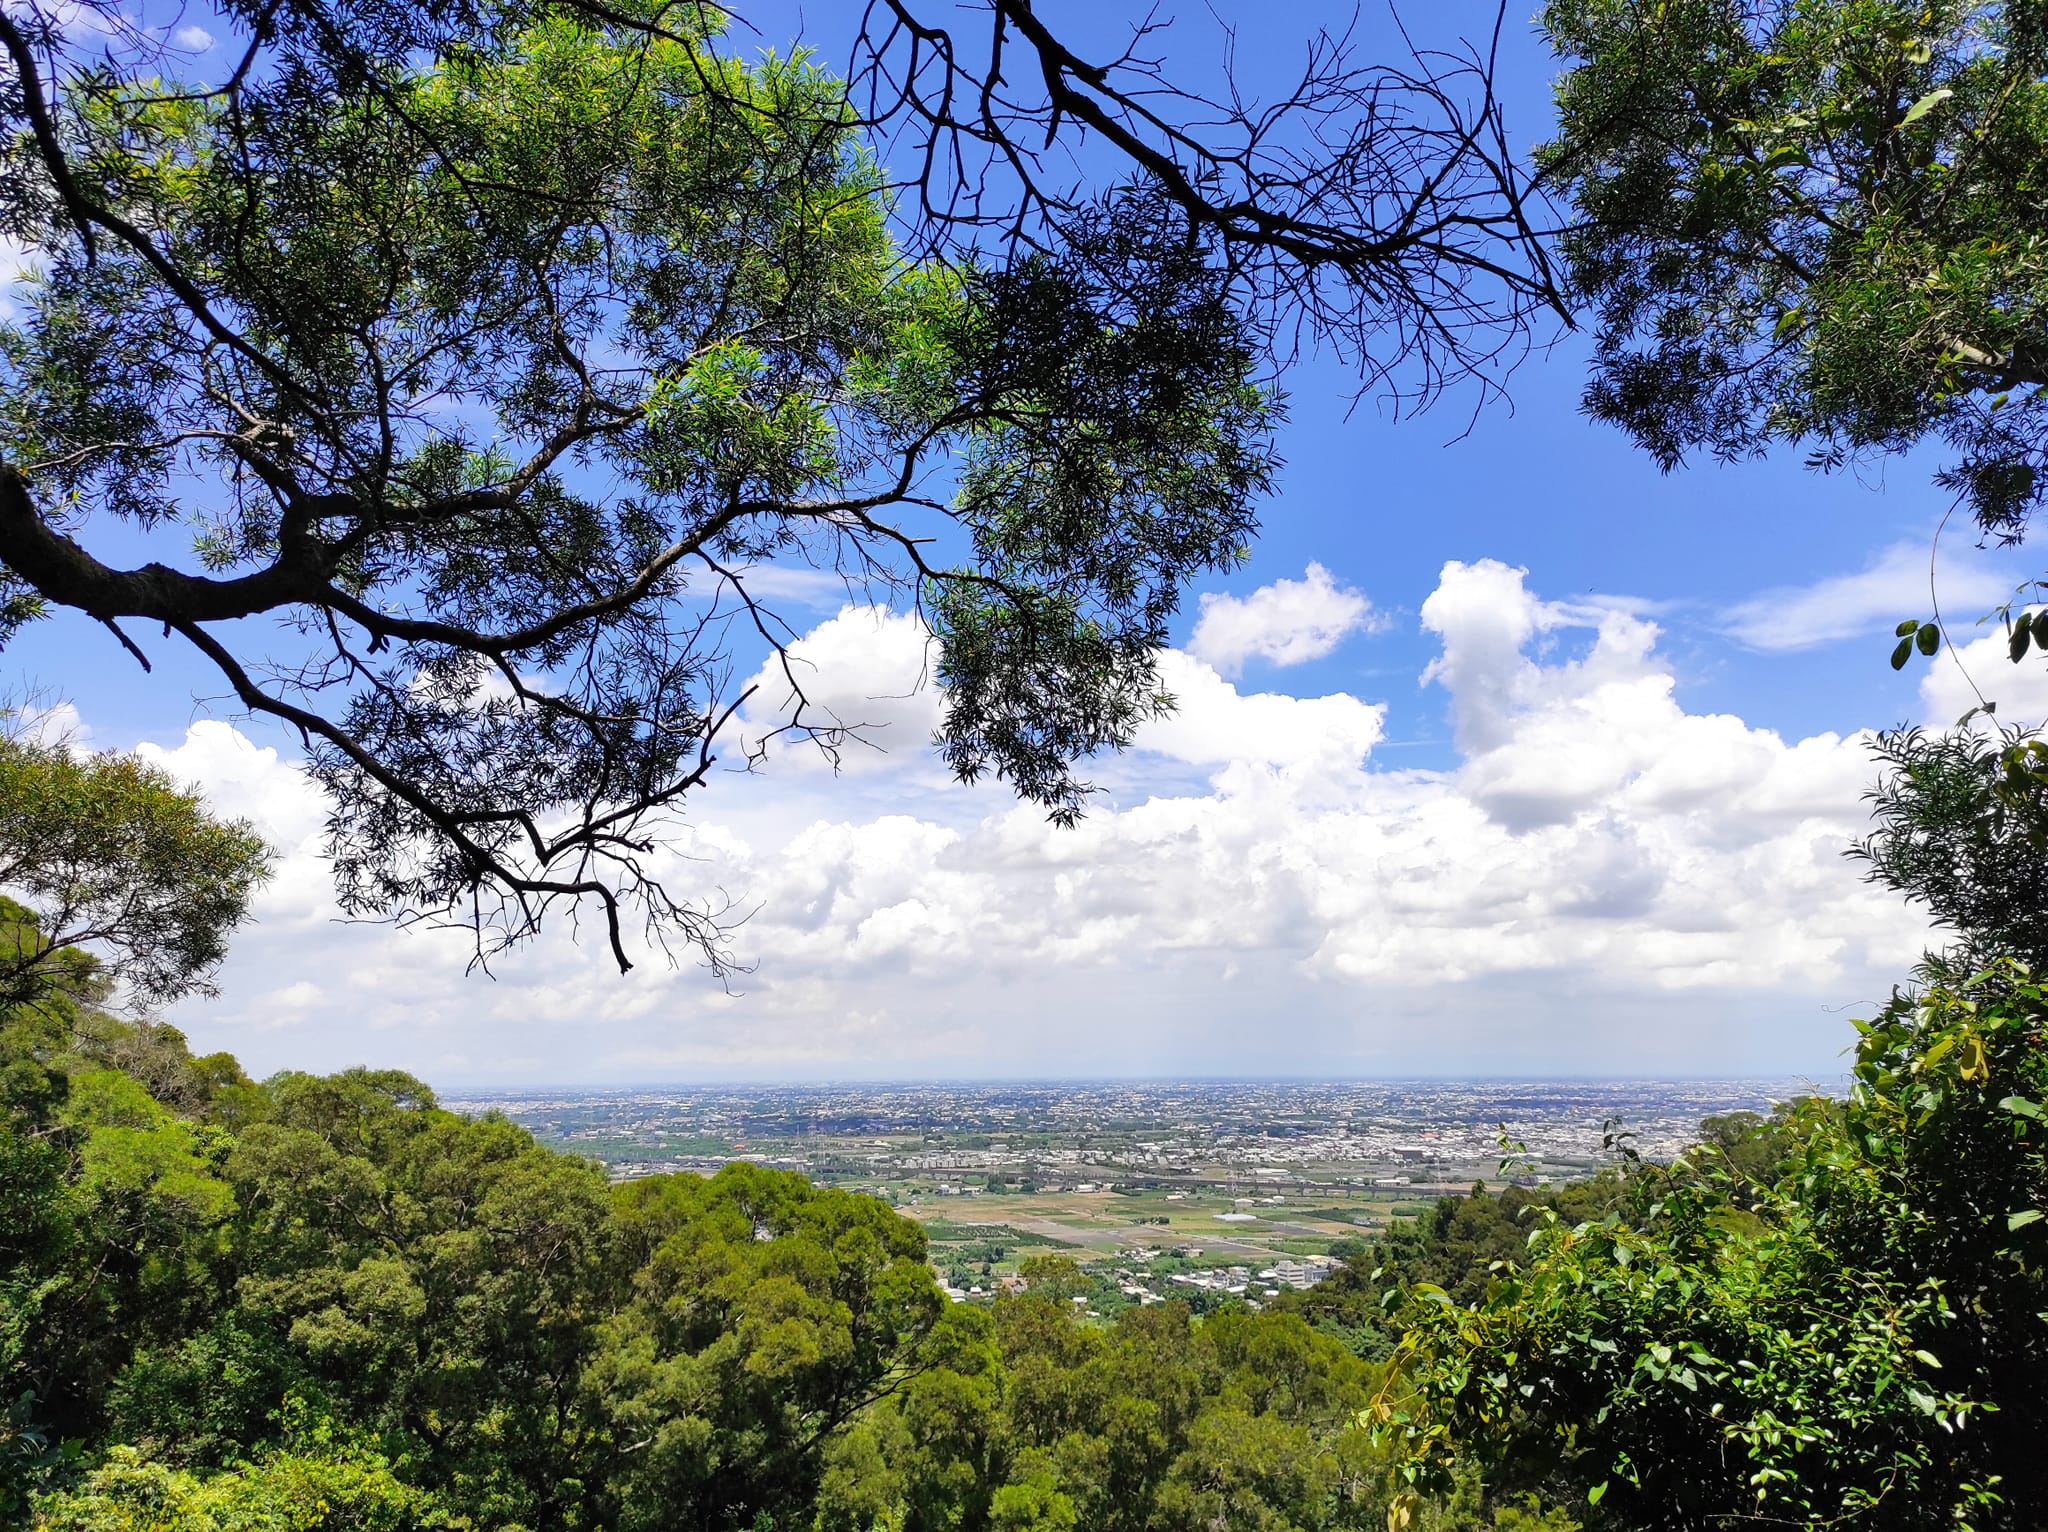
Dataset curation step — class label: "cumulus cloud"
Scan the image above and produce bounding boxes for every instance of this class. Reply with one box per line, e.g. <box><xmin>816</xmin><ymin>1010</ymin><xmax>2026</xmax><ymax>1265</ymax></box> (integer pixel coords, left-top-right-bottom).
<box><xmin>1139</xmin><ymin>649</ymin><xmax>1384</xmax><ymax>776</ymax></box>
<box><xmin>1918</xmin><ymin>610</ymin><xmax>2048</xmax><ymax>729</ymax></box>
<box><xmin>1187</xmin><ymin>563</ymin><xmax>1377</xmax><ymax>675</ymax></box>
<box><xmin>134</xmin><ymin>721</ymin><xmax>341</xmax><ymax>946</ymax></box>
<box><xmin>13</xmin><ymin>699</ymin><xmax>90</xmax><ymax>749</ymax></box>
<box><xmin>708</xmin><ymin>562</ymin><xmax>1901</xmax><ymax>997</ymax></box>
<box><xmin>138</xmin><ymin>558</ymin><xmax>1935</xmax><ymax>1083</ymax></box>
<box><xmin>736</xmin><ymin>604</ymin><xmax>944</xmax><ymax>774</ymax></box>
<box><xmin>172</xmin><ymin>24</ymin><xmax>214</xmax><ymax>50</ymax></box>
<box><xmin>1723</xmin><ymin>540</ymin><xmax>2013</xmax><ymax>651</ymax></box>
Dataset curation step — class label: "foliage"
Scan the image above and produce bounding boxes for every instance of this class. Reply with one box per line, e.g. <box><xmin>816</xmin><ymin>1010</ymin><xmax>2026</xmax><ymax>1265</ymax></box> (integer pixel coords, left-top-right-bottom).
<box><xmin>0</xmin><ymin>899</ymin><xmax>1582</xmax><ymax>1531</ymax></box>
<box><xmin>1380</xmin><ymin>967</ymin><xmax>2044</xmax><ymax>1529</ymax></box>
<box><xmin>591</xmin><ymin>1167</ymin><xmax>942</xmax><ymax>1530</ymax></box>
<box><xmin>0</xmin><ymin>3</ymin><xmax>1278</xmax><ymax>971</ymax></box>
<box><xmin>1279</xmin><ymin>1180</ymin><xmax>1626</xmax><ymax>1363</ymax></box>
<box><xmin>1856</xmin><ymin>726</ymin><xmax>2048</xmax><ymax>962</ymax></box>
<box><xmin>1540</xmin><ymin>0</ymin><xmax>2048</xmax><ymax>540</ymax></box>
<box><xmin>32</xmin><ymin>1438</ymin><xmax>462</xmax><ymax>1531</ymax></box>
<box><xmin>0</xmin><ymin>0</ymin><xmax>1559</xmax><ymax>977</ymax></box>
<box><xmin>815</xmin><ymin>1264</ymin><xmax>1397</xmax><ymax>1532</ymax></box>
<box><xmin>1379</xmin><ymin>727</ymin><xmax>2048</xmax><ymax>1529</ymax></box>
<box><xmin>0</xmin><ymin>731</ymin><xmax>269</xmax><ymax>1005</ymax></box>
<box><xmin>0</xmin><ymin>941</ymin><xmax>958</xmax><ymax>1529</ymax></box>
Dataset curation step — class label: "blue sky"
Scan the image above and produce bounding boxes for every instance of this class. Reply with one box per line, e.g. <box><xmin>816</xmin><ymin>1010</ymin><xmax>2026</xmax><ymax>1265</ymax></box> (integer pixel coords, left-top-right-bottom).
<box><xmin>10</xmin><ymin>0</ymin><xmax>2045</xmax><ymax>1085</ymax></box>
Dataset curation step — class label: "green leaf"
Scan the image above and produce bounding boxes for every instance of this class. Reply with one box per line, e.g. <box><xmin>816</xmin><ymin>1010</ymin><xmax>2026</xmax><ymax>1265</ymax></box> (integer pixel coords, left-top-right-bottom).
<box><xmin>1900</xmin><ymin>88</ymin><xmax>1953</xmax><ymax>126</ymax></box>
<box><xmin>1917</xmin><ymin>622</ymin><xmax>1941</xmax><ymax>656</ymax></box>
<box><xmin>1896</xmin><ymin>619</ymin><xmax>1920</xmax><ymax>636</ymax></box>
<box><xmin>2008</xmin><ymin>1209</ymin><xmax>2044</xmax><ymax>1230</ymax></box>
<box><xmin>1587</xmin><ymin>1482</ymin><xmax>1608</xmax><ymax>1506</ymax></box>
<box><xmin>1892</xmin><ymin>636</ymin><xmax>1915</xmax><ymax>670</ymax></box>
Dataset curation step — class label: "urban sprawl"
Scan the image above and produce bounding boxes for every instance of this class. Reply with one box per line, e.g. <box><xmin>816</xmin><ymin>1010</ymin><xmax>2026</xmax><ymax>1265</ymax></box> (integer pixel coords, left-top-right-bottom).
<box><xmin>448</xmin><ymin>1080</ymin><xmax>1814</xmax><ymax>1314</ymax></box>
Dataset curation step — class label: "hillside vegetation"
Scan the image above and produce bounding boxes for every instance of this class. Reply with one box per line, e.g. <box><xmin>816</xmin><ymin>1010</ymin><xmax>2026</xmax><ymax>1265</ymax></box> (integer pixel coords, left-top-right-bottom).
<box><xmin>0</xmin><ymin>951</ymin><xmax>1576</xmax><ymax>1532</ymax></box>
<box><xmin>2</xmin><ymin>723</ymin><xmax>2044</xmax><ymax>1530</ymax></box>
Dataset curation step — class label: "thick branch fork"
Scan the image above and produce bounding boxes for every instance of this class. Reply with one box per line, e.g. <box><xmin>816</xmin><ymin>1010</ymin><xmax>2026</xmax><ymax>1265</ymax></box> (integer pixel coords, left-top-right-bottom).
<box><xmin>0</xmin><ymin>466</ymin><xmax>333</xmax><ymax>624</ymax></box>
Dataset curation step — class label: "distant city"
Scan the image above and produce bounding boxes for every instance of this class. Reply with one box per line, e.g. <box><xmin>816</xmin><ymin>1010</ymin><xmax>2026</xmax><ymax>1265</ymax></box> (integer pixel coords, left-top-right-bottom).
<box><xmin>444</xmin><ymin>1078</ymin><xmax>1825</xmax><ymax>1183</ymax></box>
<box><xmin>446</xmin><ymin>1079</ymin><xmax>1824</xmax><ymax>1309</ymax></box>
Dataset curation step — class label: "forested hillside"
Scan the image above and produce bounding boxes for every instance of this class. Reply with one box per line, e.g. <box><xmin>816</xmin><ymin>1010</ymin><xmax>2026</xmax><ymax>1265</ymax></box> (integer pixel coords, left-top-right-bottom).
<box><xmin>2</xmin><ymin>930</ymin><xmax>1588</xmax><ymax>1531</ymax></box>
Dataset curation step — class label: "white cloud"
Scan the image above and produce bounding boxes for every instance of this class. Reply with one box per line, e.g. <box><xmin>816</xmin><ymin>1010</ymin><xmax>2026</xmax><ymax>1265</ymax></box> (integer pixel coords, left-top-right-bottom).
<box><xmin>36</xmin><ymin>0</ymin><xmax>123</xmax><ymax>39</ymax></box>
<box><xmin>736</xmin><ymin>604</ymin><xmax>943</xmax><ymax>773</ymax></box>
<box><xmin>1187</xmin><ymin>563</ymin><xmax>1377</xmax><ymax>675</ymax></box>
<box><xmin>132</xmin><ymin>722</ymin><xmax>342</xmax><ymax>951</ymax></box>
<box><xmin>1138</xmin><ymin>649</ymin><xmax>1384</xmax><ymax>775</ymax></box>
<box><xmin>14</xmin><ymin>699</ymin><xmax>90</xmax><ymax>749</ymax></box>
<box><xmin>1723</xmin><ymin>539</ymin><xmax>2014</xmax><ymax>651</ymax></box>
<box><xmin>172</xmin><ymin>23</ymin><xmax>213</xmax><ymax>50</ymax></box>
<box><xmin>0</xmin><ymin>238</ymin><xmax>39</xmax><ymax>323</ymax></box>
<box><xmin>1918</xmin><ymin>609</ymin><xmax>2048</xmax><ymax>730</ymax></box>
<box><xmin>137</xmin><ymin>721</ymin><xmax>325</xmax><ymax>845</ymax></box>
<box><xmin>135</xmin><ymin>559</ymin><xmax>1934</xmax><ymax>1084</ymax></box>
<box><xmin>724</xmin><ymin>565</ymin><xmax>862</xmax><ymax>607</ymax></box>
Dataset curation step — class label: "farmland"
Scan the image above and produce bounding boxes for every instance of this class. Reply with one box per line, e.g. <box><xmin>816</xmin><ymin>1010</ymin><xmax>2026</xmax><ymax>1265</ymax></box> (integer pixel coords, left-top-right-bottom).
<box><xmin>450</xmin><ymin>1077</ymin><xmax>1804</xmax><ymax>1301</ymax></box>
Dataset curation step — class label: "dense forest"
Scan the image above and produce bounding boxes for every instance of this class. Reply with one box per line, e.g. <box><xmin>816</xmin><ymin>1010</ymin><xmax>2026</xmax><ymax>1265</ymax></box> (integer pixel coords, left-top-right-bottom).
<box><xmin>1</xmin><ymin>989</ymin><xmax>1564</xmax><ymax>1532</ymax></box>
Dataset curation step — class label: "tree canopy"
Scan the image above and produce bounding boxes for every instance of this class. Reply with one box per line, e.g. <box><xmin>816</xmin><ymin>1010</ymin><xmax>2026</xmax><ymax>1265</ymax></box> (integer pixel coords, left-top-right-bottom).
<box><xmin>0</xmin><ymin>727</ymin><xmax>269</xmax><ymax>1007</ymax></box>
<box><xmin>0</xmin><ymin>0</ymin><xmax>1557</xmax><ymax>973</ymax></box>
<box><xmin>1540</xmin><ymin>0</ymin><xmax>2048</xmax><ymax>543</ymax></box>
<box><xmin>0</xmin><ymin>905</ymin><xmax>1586</xmax><ymax>1531</ymax></box>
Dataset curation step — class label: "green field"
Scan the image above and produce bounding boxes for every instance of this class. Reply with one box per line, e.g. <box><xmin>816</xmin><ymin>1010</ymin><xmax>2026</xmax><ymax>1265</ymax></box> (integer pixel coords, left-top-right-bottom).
<box><xmin>890</xmin><ymin>1186</ymin><xmax>1410</xmax><ymax>1270</ymax></box>
<box><xmin>915</xmin><ymin>1220</ymin><xmax>1081</xmax><ymax>1248</ymax></box>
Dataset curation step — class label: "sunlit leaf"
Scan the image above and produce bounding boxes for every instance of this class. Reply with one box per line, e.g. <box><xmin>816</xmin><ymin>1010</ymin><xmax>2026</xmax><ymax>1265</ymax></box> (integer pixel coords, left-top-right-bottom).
<box><xmin>1899</xmin><ymin>88</ymin><xmax>1953</xmax><ymax>126</ymax></box>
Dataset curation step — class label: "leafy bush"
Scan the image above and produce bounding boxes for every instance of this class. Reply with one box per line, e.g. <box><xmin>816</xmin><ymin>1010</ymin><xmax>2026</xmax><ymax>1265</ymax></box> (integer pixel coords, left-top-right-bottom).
<box><xmin>32</xmin><ymin>1440</ymin><xmax>460</xmax><ymax>1531</ymax></box>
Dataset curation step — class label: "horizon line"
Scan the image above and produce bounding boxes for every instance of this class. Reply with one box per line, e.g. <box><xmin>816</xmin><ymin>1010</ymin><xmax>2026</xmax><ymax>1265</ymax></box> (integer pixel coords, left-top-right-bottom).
<box><xmin>434</xmin><ymin>1072</ymin><xmax>1845</xmax><ymax>1094</ymax></box>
